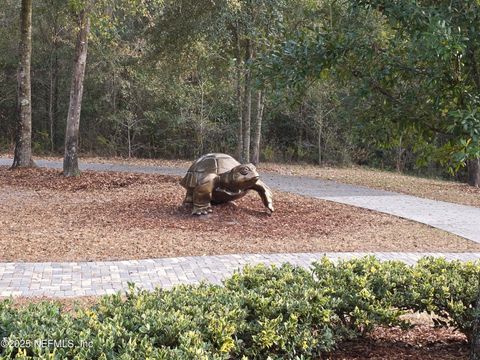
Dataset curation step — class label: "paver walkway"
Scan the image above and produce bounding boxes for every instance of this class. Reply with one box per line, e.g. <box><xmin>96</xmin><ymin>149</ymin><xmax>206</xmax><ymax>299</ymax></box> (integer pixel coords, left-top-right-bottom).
<box><xmin>1</xmin><ymin>158</ymin><xmax>480</xmax><ymax>298</ymax></box>
<box><xmin>1</xmin><ymin>252</ymin><xmax>480</xmax><ymax>298</ymax></box>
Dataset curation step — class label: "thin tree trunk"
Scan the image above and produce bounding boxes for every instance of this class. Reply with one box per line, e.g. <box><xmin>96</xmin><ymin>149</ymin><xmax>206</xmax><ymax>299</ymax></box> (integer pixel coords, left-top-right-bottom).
<box><xmin>242</xmin><ymin>39</ymin><xmax>252</xmax><ymax>163</ymax></box>
<box><xmin>297</xmin><ymin>104</ymin><xmax>304</xmax><ymax>161</ymax></box>
<box><xmin>52</xmin><ymin>49</ymin><xmax>59</xmax><ymax>151</ymax></box>
<box><xmin>46</xmin><ymin>7</ymin><xmax>58</xmax><ymax>153</ymax></box>
<box><xmin>468</xmin><ymin>158</ymin><xmax>480</xmax><ymax>187</ymax></box>
<box><xmin>127</xmin><ymin>125</ymin><xmax>131</xmax><ymax>158</ymax></box>
<box><xmin>252</xmin><ymin>90</ymin><xmax>265</xmax><ymax>165</ymax></box>
<box><xmin>112</xmin><ymin>71</ymin><xmax>116</xmax><ymax>113</ymax></box>
<box><xmin>466</xmin><ymin>44</ymin><xmax>480</xmax><ymax>190</ymax></box>
<box><xmin>234</xmin><ymin>25</ymin><xmax>243</xmax><ymax>161</ymax></box>
<box><xmin>467</xmin><ymin>44</ymin><xmax>480</xmax><ymax>91</ymax></box>
<box><xmin>48</xmin><ymin>54</ymin><xmax>55</xmax><ymax>153</ymax></box>
<box><xmin>50</xmin><ymin>16</ymin><xmax>60</xmax><ymax>153</ymax></box>
<box><xmin>317</xmin><ymin>116</ymin><xmax>323</xmax><ymax>165</ymax></box>
<box><xmin>12</xmin><ymin>0</ymin><xmax>35</xmax><ymax>168</ymax></box>
<box><xmin>396</xmin><ymin>135</ymin><xmax>404</xmax><ymax>172</ymax></box>
<box><xmin>242</xmin><ymin>73</ymin><xmax>251</xmax><ymax>163</ymax></box>
<box><xmin>199</xmin><ymin>79</ymin><xmax>205</xmax><ymax>155</ymax></box>
<box><xmin>297</xmin><ymin>130</ymin><xmax>302</xmax><ymax>161</ymax></box>
<box><xmin>63</xmin><ymin>9</ymin><xmax>90</xmax><ymax>176</ymax></box>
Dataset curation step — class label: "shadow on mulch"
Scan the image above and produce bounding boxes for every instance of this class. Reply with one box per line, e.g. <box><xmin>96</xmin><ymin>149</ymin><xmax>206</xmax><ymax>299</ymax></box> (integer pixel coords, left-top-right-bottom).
<box><xmin>0</xmin><ymin>166</ymin><xmax>164</xmax><ymax>191</ymax></box>
<box><xmin>329</xmin><ymin>341</ymin><xmax>467</xmax><ymax>359</ymax></box>
<box><xmin>327</xmin><ymin>325</ymin><xmax>468</xmax><ymax>359</ymax></box>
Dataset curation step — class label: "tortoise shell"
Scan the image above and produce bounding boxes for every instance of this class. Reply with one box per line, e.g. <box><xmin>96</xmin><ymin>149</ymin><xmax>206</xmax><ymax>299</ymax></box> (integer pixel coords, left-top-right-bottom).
<box><xmin>180</xmin><ymin>153</ymin><xmax>241</xmax><ymax>188</ymax></box>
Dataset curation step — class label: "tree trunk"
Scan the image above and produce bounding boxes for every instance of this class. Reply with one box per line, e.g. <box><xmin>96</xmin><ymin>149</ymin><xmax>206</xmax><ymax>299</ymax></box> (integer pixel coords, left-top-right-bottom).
<box><xmin>127</xmin><ymin>125</ymin><xmax>132</xmax><ymax>158</ymax></box>
<box><xmin>63</xmin><ymin>9</ymin><xmax>90</xmax><ymax>177</ymax></box>
<box><xmin>317</xmin><ymin>116</ymin><xmax>323</xmax><ymax>165</ymax></box>
<box><xmin>53</xmin><ymin>49</ymin><xmax>59</xmax><ymax>150</ymax></box>
<box><xmin>468</xmin><ymin>158</ymin><xmax>480</xmax><ymax>187</ymax></box>
<box><xmin>48</xmin><ymin>15</ymin><xmax>59</xmax><ymax>153</ymax></box>
<box><xmin>467</xmin><ymin>44</ymin><xmax>480</xmax><ymax>91</ymax></box>
<box><xmin>466</xmin><ymin>43</ymin><xmax>479</xmax><ymax>190</ymax></box>
<box><xmin>471</xmin><ymin>278</ymin><xmax>480</xmax><ymax>359</ymax></box>
<box><xmin>48</xmin><ymin>52</ymin><xmax>57</xmax><ymax>153</ymax></box>
<box><xmin>396</xmin><ymin>135</ymin><xmax>404</xmax><ymax>172</ymax></box>
<box><xmin>12</xmin><ymin>0</ymin><xmax>35</xmax><ymax>168</ymax></box>
<box><xmin>252</xmin><ymin>90</ymin><xmax>265</xmax><ymax>165</ymax></box>
<box><xmin>234</xmin><ymin>25</ymin><xmax>243</xmax><ymax>162</ymax></box>
<box><xmin>296</xmin><ymin>104</ymin><xmax>304</xmax><ymax>161</ymax></box>
<box><xmin>242</xmin><ymin>40</ymin><xmax>252</xmax><ymax>163</ymax></box>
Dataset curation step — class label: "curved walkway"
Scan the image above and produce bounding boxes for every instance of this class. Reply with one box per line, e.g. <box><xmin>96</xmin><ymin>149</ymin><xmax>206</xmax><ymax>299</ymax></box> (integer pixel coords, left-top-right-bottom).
<box><xmin>1</xmin><ymin>252</ymin><xmax>480</xmax><ymax>298</ymax></box>
<box><xmin>1</xmin><ymin>158</ymin><xmax>480</xmax><ymax>298</ymax></box>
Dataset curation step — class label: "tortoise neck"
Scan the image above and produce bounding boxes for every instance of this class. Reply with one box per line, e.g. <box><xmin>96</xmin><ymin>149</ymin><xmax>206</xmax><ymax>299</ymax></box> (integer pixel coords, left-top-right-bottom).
<box><xmin>219</xmin><ymin>172</ymin><xmax>232</xmax><ymax>188</ymax></box>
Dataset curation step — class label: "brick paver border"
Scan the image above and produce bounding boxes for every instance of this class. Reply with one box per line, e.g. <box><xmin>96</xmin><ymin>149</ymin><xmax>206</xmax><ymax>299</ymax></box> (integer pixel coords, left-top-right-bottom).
<box><xmin>1</xmin><ymin>252</ymin><xmax>479</xmax><ymax>298</ymax></box>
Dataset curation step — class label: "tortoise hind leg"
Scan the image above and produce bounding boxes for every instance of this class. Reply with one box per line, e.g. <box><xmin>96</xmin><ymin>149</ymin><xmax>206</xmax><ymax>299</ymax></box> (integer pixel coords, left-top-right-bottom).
<box><xmin>192</xmin><ymin>174</ymin><xmax>217</xmax><ymax>215</ymax></box>
<box><xmin>182</xmin><ymin>188</ymin><xmax>194</xmax><ymax>207</ymax></box>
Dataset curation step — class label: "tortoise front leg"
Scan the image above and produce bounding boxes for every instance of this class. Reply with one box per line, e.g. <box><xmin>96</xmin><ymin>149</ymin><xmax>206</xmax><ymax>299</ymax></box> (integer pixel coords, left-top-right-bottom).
<box><xmin>251</xmin><ymin>180</ymin><xmax>274</xmax><ymax>213</ymax></box>
<box><xmin>192</xmin><ymin>174</ymin><xmax>217</xmax><ymax>215</ymax></box>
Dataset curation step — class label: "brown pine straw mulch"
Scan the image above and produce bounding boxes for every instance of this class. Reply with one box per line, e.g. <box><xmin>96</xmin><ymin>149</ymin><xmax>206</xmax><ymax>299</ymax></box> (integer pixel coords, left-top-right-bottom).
<box><xmin>1</xmin><ymin>166</ymin><xmax>479</xmax><ymax>262</ymax></box>
<box><xmin>327</xmin><ymin>325</ymin><xmax>468</xmax><ymax>359</ymax></box>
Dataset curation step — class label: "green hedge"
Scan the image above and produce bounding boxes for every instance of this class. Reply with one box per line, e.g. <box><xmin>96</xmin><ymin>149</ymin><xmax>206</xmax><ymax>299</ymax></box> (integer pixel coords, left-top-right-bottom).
<box><xmin>0</xmin><ymin>256</ymin><xmax>479</xmax><ymax>359</ymax></box>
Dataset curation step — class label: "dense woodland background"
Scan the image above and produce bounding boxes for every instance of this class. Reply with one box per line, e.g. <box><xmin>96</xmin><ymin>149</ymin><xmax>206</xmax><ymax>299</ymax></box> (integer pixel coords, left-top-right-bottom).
<box><xmin>1</xmin><ymin>0</ymin><xmax>479</xmax><ymax>183</ymax></box>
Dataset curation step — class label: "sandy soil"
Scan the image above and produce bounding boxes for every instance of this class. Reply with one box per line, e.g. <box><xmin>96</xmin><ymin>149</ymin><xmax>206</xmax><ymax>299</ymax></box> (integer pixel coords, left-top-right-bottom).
<box><xmin>1</xmin><ymin>166</ymin><xmax>478</xmax><ymax>262</ymax></box>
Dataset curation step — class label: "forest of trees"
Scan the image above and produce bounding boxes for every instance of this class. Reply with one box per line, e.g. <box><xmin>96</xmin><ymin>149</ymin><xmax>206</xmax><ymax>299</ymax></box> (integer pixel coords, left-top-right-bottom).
<box><xmin>1</xmin><ymin>0</ymin><xmax>479</xmax><ymax>185</ymax></box>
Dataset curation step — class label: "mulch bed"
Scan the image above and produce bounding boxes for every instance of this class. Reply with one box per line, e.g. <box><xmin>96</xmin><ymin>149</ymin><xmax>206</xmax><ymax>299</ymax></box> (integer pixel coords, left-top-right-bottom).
<box><xmin>328</xmin><ymin>325</ymin><xmax>468</xmax><ymax>359</ymax></box>
<box><xmin>1</xmin><ymin>166</ymin><xmax>479</xmax><ymax>262</ymax></box>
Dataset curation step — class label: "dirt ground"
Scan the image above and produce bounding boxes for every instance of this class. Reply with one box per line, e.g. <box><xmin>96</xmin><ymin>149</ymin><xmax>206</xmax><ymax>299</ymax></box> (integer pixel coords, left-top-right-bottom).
<box><xmin>1</xmin><ymin>166</ymin><xmax>478</xmax><ymax>262</ymax></box>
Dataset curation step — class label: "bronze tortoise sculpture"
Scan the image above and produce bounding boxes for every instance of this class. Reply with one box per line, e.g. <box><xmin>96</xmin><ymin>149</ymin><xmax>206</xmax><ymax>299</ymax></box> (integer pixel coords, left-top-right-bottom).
<box><xmin>180</xmin><ymin>153</ymin><xmax>274</xmax><ymax>215</ymax></box>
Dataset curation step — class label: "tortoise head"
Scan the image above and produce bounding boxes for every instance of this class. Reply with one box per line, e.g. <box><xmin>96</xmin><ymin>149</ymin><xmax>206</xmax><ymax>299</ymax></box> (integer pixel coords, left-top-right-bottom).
<box><xmin>229</xmin><ymin>163</ymin><xmax>259</xmax><ymax>189</ymax></box>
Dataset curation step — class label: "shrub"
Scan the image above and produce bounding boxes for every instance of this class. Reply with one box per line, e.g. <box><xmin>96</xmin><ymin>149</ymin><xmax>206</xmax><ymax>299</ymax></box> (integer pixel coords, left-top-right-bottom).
<box><xmin>407</xmin><ymin>257</ymin><xmax>480</xmax><ymax>342</ymax></box>
<box><xmin>224</xmin><ymin>264</ymin><xmax>337</xmax><ymax>357</ymax></box>
<box><xmin>311</xmin><ymin>257</ymin><xmax>411</xmax><ymax>338</ymax></box>
<box><xmin>0</xmin><ymin>257</ymin><xmax>479</xmax><ymax>359</ymax></box>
